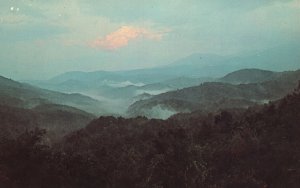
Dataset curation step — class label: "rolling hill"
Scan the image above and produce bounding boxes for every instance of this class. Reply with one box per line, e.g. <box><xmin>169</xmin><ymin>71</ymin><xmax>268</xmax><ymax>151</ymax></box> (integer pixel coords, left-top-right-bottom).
<box><xmin>219</xmin><ymin>68</ymin><xmax>279</xmax><ymax>84</ymax></box>
<box><xmin>53</xmin><ymin>87</ymin><xmax>300</xmax><ymax>188</ymax></box>
<box><xmin>0</xmin><ymin>75</ymin><xmax>106</xmax><ymax>115</ymax></box>
<box><xmin>29</xmin><ymin>43</ymin><xmax>300</xmax><ymax>93</ymax></box>
<box><xmin>128</xmin><ymin>69</ymin><xmax>300</xmax><ymax>119</ymax></box>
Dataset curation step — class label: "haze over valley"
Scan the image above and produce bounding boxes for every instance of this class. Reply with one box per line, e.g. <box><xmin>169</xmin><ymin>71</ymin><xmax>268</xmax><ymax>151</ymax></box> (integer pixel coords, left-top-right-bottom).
<box><xmin>24</xmin><ymin>42</ymin><xmax>300</xmax><ymax>117</ymax></box>
<box><xmin>1</xmin><ymin>1</ymin><xmax>300</xmax><ymax>187</ymax></box>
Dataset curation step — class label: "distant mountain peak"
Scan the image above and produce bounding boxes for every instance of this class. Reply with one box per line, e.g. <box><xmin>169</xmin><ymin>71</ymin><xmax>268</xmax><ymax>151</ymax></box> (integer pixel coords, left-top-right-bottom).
<box><xmin>220</xmin><ymin>68</ymin><xmax>277</xmax><ymax>84</ymax></box>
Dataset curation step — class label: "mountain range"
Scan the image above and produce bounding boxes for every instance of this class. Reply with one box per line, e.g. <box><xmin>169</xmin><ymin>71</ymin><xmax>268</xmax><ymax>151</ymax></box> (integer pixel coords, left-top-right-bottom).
<box><xmin>0</xmin><ymin>76</ymin><xmax>106</xmax><ymax>115</ymax></box>
<box><xmin>54</xmin><ymin>85</ymin><xmax>300</xmax><ymax>188</ymax></box>
<box><xmin>31</xmin><ymin>43</ymin><xmax>300</xmax><ymax>86</ymax></box>
<box><xmin>1</xmin><ymin>43</ymin><xmax>300</xmax><ymax>187</ymax></box>
<box><xmin>26</xmin><ymin>43</ymin><xmax>300</xmax><ymax>116</ymax></box>
<box><xmin>128</xmin><ymin>69</ymin><xmax>300</xmax><ymax>119</ymax></box>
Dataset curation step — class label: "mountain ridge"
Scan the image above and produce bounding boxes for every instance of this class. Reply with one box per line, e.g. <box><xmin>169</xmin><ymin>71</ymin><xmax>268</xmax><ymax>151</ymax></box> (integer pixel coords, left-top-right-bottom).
<box><xmin>0</xmin><ymin>75</ymin><xmax>106</xmax><ymax>115</ymax></box>
<box><xmin>128</xmin><ymin>69</ymin><xmax>300</xmax><ymax>118</ymax></box>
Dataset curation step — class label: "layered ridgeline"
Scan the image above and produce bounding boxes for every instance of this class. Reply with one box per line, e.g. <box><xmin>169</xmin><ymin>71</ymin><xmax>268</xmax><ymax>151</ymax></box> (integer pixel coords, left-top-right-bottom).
<box><xmin>0</xmin><ymin>75</ymin><xmax>103</xmax><ymax>141</ymax></box>
<box><xmin>128</xmin><ymin>69</ymin><xmax>300</xmax><ymax>119</ymax></box>
<box><xmin>27</xmin><ymin>43</ymin><xmax>300</xmax><ymax>116</ymax></box>
<box><xmin>30</xmin><ymin>73</ymin><xmax>212</xmax><ymax>116</ymax></box>
<box><xmin>4</xmin><ymin>85</ymin><xmax>298</xmax><ymax>187</ymax></box>
<box><xmin>30</xmin><ymin>73</ymin><xmax>213</xmax><ymax>115</ymax></box>
<box><xmin>39</xmin><ymin>42</ymin><xmax>300</xmax><ymax>87</ymax></box>
<box><xmin>0</xmin><ymin>75</ymin><xmax>106</xmax><ymax>115</ymax></box>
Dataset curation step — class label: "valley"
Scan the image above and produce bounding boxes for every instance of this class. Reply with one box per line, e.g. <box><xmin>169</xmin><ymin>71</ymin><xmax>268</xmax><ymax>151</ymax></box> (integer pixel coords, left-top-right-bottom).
<box><xmin>1</xmin><ymin>1</ymin><xmax>300</xmax><ymax>187</ymax></box>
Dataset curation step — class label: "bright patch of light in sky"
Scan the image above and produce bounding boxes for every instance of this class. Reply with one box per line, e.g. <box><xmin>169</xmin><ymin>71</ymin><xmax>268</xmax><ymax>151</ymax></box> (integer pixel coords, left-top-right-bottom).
<box><xmin>0</xmin><ymin>0</ymin><xmax>299</xmax><ymax>80</ymax></box>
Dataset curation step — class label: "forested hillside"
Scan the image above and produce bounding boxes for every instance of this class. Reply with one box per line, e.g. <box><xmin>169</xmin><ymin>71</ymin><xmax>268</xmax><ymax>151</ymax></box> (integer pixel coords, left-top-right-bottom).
<box><xmin>1</xmin><ymin>1</ymin><xmax>299</xmax><ymax>187</ymax></box>
<box><xmin>0</xmin><ymin>76</ymin><xmax>106</xmax><ymax>115</ymax></box>
<box><xmin>1</xmin><ymin>83</ymin><xmax>299</xmax><ymax>188</ymax></box>
<box><xmin>128</xmin><ymin>69</ymin><xmax>300</xmax><ymax>118</ymax></box>
<box><xmin>0</xmin><ymin>104</ymin><xmax>94</xmax><ymax>142</ymax></box>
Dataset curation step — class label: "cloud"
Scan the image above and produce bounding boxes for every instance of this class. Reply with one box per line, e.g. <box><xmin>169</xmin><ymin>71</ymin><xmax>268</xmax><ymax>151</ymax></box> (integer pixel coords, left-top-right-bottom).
<box><xmin>90</xmin><ymin>26</ymin><xmax>164</xmax><ymax>50</ymax></box>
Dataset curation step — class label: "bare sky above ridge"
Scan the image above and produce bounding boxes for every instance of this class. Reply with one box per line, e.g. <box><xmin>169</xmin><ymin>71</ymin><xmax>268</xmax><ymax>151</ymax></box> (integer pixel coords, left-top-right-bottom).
<box><xmin>0</xmin><ymin>0</ymin><xmax>299</xmax><ymax>80</ymax></box>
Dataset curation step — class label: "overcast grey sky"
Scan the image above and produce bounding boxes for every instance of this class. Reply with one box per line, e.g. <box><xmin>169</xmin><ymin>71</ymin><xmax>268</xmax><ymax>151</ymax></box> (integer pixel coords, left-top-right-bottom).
<box><xmin>0</xmin><ymin>0</ymin><xmax>299</xmax><ymax>80</ymax></box>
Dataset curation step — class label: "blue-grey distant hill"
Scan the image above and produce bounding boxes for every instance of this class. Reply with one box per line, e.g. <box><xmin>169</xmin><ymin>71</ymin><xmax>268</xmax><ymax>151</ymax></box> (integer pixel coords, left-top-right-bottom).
<box><xmin>38</xmin><ymin>43</ymin><xmax>300</xmax><ymax>84</ymax></box>
<box><xmin>0</xmin><ymin>75</ymin><xmax>106</xmax><ymax>115</ymax></box>
<box><xmin>26</xmin><ymin>43</ymin><xmax>300</xmax><ymax>117</ymax></box>
<box><xmin>128</xmin><ymin>69</ymin><xmax>300</xmax><ymax>119</ymax></box>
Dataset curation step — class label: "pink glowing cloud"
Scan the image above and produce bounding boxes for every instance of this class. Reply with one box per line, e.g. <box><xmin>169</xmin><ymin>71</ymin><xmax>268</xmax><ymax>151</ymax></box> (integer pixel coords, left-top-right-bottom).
<box><xmin>90</xmin><ymin>26</ymin><xmax>164</xmax><ymax>50</ymax></box>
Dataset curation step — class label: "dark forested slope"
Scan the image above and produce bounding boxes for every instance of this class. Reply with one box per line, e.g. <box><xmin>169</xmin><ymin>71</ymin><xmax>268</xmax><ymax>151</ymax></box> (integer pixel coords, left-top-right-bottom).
<box><xmin>1</xmin><ymin>84</ymin><xmax>299</xmax><ymax>187</ymax></box>
<box><xmin>0</xmin><ymin>75</ymin><xmax>105</xmax><ymax>115</ymax></box>
<box><xmin>128</xmin><ymin>69</ymin><xmax>300</xmax><ymax>118</ymax></box>
<box><xmin>0</xmin><ymin>104</ymin><xmax>94</xmax><ymax>142</ymax></box>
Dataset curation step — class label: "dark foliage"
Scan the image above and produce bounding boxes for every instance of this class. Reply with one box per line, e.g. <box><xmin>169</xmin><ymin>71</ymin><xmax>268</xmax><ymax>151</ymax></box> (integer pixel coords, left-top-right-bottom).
<box><xmin>0</xmin><ymin>104</ymin><xmax>94</xmax><ymax>142</ymax></box>
<box><xmin>1</xmin><ymin>87</ymin><xmax>300</xmax><ymax>187</ymax></box>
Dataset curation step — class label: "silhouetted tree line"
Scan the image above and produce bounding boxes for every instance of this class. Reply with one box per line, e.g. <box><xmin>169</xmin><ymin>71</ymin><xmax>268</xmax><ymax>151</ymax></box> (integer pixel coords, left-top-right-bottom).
<box><xmin>1</xmin><ymin>85</ymin><xmax>300</xmax><ymax>188</ymax></box>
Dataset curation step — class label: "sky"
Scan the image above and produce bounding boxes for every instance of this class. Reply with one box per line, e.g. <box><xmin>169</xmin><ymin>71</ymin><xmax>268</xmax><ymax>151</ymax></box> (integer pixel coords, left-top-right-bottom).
<box><xmin>0</xmin><ymin>0</ymin><xmax>300</xmax><ymax>80</ymax></box>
